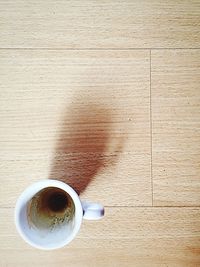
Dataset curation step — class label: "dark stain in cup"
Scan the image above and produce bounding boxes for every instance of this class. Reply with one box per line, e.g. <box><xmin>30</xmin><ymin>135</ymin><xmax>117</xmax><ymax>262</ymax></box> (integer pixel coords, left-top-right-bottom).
<box><xmin>27</xmin><ymin>187</ymin><xmax>75</xmax><ymax>231</ymax></box>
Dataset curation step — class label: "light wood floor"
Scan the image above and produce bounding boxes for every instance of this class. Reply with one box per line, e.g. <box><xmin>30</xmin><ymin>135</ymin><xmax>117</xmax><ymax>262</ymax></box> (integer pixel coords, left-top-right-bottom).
<box><xmin>0</xmin><ymin>1</ymin><xmax>200</xmax><ymax>266</ymax></box>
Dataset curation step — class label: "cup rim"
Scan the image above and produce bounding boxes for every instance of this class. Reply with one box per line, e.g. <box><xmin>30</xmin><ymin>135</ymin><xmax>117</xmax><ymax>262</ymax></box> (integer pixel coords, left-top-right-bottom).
<box><xmin>14</xmin><ymin>179</ymin><xmax>83</xmax><ymax>250</ymax></box>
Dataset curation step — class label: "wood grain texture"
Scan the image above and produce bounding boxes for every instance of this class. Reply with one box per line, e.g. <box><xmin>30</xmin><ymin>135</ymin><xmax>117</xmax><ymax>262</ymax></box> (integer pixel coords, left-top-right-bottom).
<box><xmin>0</xmin><ymin>50</ymin><xmax>151</xmax><ymax>207</ymax></box>
<box><xmin>0</xmin><ymin>0</ymin><xmax>199</xmax><ymax>49</ymax></box>
<box><xmin>1</xmin><ymin>0</ymin><xmax>200</xmax><ymax>265</ymax></box>
<box><xmin>1</xmin><ymin>207</ymin><xmax>200</xmax><ymax>267</ymax></box>
<box><xmin>151</xmin><ymin>50</ymin><xmax>200</xmax><ymax>206</ymax></box>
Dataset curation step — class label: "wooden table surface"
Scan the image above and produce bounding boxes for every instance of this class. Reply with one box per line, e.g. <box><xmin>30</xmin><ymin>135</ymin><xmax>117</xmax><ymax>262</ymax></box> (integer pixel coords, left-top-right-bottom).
<box><xmin>0</xmin><ymin>1</ymin><xmax>200</xmax><ymax>266</ymax></box>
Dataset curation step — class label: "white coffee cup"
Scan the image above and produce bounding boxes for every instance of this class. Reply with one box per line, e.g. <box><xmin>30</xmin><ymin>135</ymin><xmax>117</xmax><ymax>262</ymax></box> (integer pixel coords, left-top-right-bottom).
<box><xmin>15</xmin><ymin>179</ymin><xmax>104</xmax><ymax>250</ymax></box>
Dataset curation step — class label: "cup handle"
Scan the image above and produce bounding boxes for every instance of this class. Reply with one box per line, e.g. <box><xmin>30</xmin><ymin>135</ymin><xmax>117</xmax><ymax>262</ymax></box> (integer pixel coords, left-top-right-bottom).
<box><xmin>81</xmin><ymin>201</ymin><xmax>104</xmax><ymax>220</ymax></box>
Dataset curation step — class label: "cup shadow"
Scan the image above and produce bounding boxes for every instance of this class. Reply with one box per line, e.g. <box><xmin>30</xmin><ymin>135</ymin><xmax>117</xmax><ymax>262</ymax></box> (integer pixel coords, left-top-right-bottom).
<box><xmin>49</xmin><ymin>100</ymin><xmax>123</xmax><ymax>195</ymax></box>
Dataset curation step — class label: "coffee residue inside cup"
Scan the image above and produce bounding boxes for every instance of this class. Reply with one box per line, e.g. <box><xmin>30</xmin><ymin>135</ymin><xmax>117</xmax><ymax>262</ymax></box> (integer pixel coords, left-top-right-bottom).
<box><xmin>27</xmin><ymin>187</ymin><xmax>75</xmax><ymax>232</ymax></box>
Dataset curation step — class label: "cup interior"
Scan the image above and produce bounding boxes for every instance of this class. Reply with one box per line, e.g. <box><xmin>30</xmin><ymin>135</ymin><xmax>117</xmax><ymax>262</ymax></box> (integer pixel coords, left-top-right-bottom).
<box><xmin>15</xmin><ymin>181</ymin><xmax>83</xmax><ymax>249</ymax></box>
